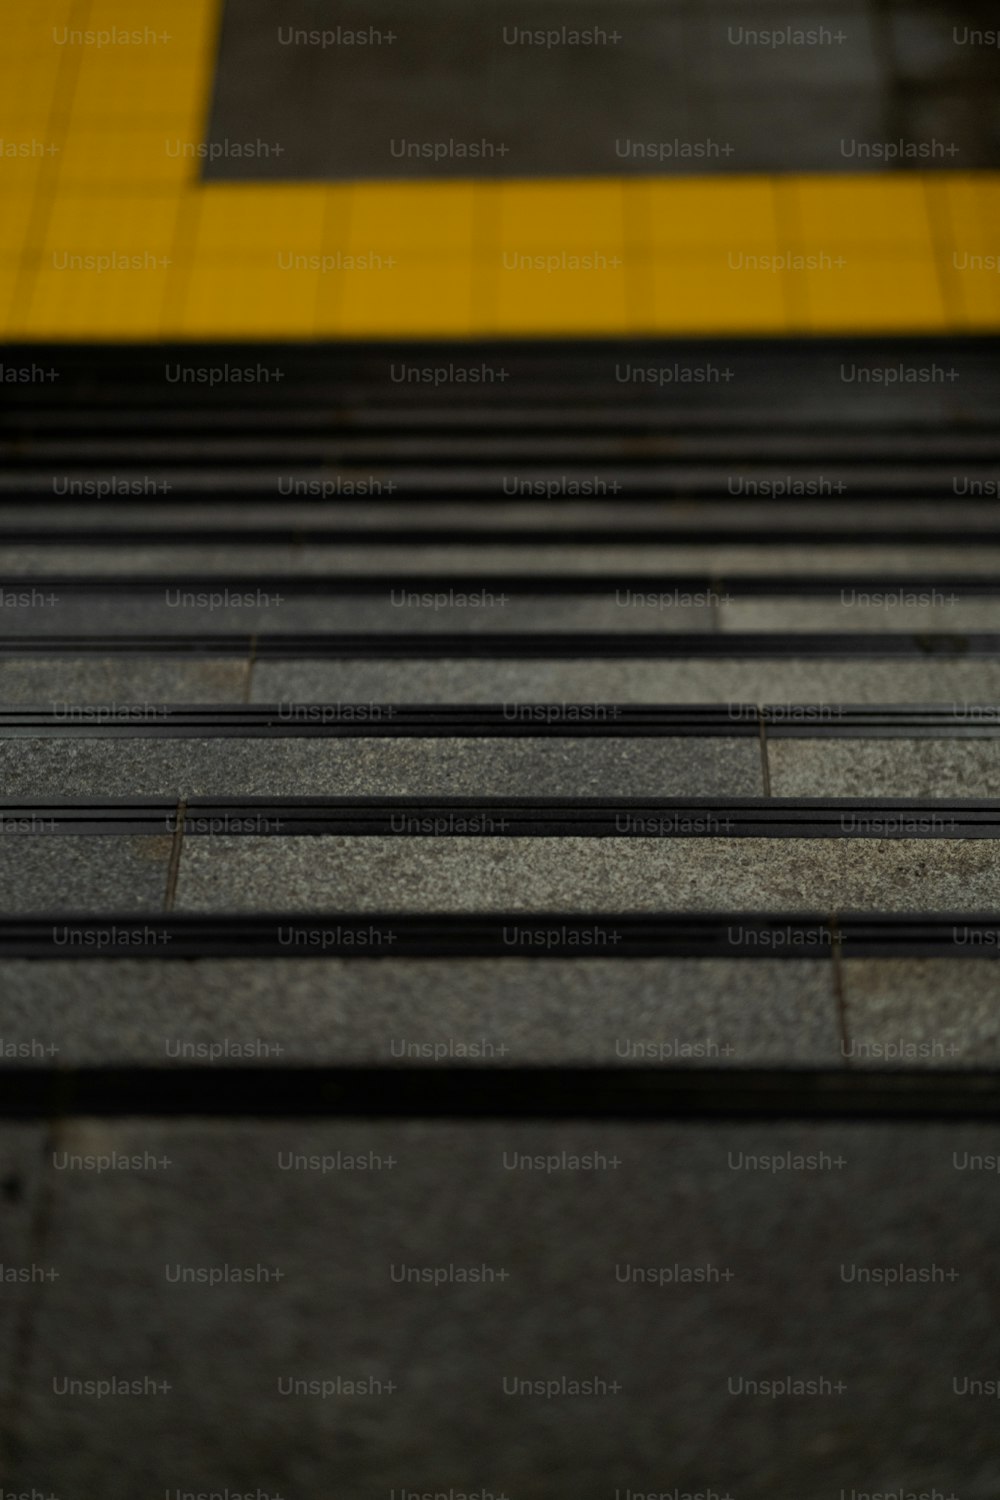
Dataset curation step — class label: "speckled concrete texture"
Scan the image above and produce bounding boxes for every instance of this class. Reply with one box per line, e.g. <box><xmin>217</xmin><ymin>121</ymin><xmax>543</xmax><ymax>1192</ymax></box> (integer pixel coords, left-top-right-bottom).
<box><xmin>0</xmin><ymin>838</ymin><xmax>172</xmax><ymax>913</ymax></box>
<box><xmin>0</xmin><ymin>594</ymin><xmax>715</xmax><ymax>636</ymax></box>
<box><xmin>172</xmin><ymin>837</ymin><xmax>1000</xmax><ymax>913</ymax></box>
<box><xmin>0</xmin><ymin>659</ymin><xmax>248</xmax><ymax>705</ymax></box>
<box><xmin>719</xmin><ymin>599</ymin><xmax>1000</xmax><ymax>633</ymax></box>
<box><xmin>251</xmin><ymin>657</ymin><xmax>1000</xmax><ymax>706</ymax></box>
<box><xmin>6</xmin><ymin>1119</ymin><xmax>1000</xmax><ymax>1498</ymax></box>
<box><xmin>843</xmin><ymin>959</ymin><xmax>1000</xmax><ymax>1068</ymax></box>
<box><xmin>767</xmin><ymin>739</ymin><xmax>1000</xmax><ymax>798</ymax></box>
<box><xmin>9</xmin><ymin>543</ymin><xmax>1000</xmax><ymax>577</ymax></box>
<box><xmin>0</xmin><ymin>737</ymin><xmax>762</xmax><ymax>799</ymax></box>
<box><xmin>0</xmin><ymin>958</ymin><xmax>840</xmax><ymax>1067</ymax></box>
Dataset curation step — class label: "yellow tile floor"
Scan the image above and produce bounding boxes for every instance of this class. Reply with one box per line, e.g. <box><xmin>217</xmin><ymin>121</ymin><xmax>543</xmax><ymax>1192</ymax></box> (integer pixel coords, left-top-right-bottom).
<box><xmin>1</xmin><ymin>0</ymin><xmax>998</xmax><ymax>339</ymax></box>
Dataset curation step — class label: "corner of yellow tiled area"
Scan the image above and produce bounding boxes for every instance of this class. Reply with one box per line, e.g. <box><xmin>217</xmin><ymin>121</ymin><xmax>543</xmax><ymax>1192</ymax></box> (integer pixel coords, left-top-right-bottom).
<box><xmin>1</xmin><ymin>0</ymin><xmax>999</xmax><ymax>338</ymax></box>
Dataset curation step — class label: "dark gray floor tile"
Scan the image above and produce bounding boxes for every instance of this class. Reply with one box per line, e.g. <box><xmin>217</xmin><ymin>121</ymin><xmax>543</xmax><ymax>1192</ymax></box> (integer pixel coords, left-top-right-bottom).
<box><xmin>208</xmin><ymin>0</ymin><xmax>701</xmax><ymax>180</ymax></box>
<box><xmin>211</xmin><ymin>1</ymin><xmax>592</xmax><ymax>181</ymax></box>
<box><xmin>9</xmin><ymin>1119</ymin><xmax>1000</xmax><ymax>1496</ymax></box>
<box><xmin>0</xmin><ymin>957</ymin><xmax>841</xmax><ymax>1066</ymax></box>
<box><xmin>843</xmin><ymin>958</ymin><xmax>1000</xmax><ymax>1068</ymax></box>
<box><xmin>710</xmin><ymin>86</ymin><xmax>889</xmax><ymax>170</ymax></box>
<box><xmin>202</xmin><ymin>0</ymin><xmax>951</xmax><ymax>179</ymax></box>
<box><xmin>0</xmin><ymin>737</ymin><xmax>762</xmax><ymax>799</ymax></box>
<box><xmin>704</xmin><ymin>8</ymin><xmax>882</xmax><ymax>88</ymax></box>
<box><xmin>898</xmin><ymin>82</ymin><xmax>1000</xmax><ymax>167</ymax></box>
<box><xmin>767</xmin><ymin>739</ymin><xmax>1000</xmax><ymax>797</ymax></box>
<box><xmin>173</xmin><ymin>837</ymin><xmax>1000</xmax><ymax>913</ymax></box>
<box><xmin>0</xmin><ymin>838</ymin><xmax>172</xmax><ymax>913</ymax></box>
<box><xmin>889</xmin><ymin>5</ymin><xmax>1000</xmax><ymax>83</ymax></box>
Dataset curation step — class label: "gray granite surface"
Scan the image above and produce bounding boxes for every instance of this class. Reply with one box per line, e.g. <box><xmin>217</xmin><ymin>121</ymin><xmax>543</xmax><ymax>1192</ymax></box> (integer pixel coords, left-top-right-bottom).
<box><xmin>250</xmin><ymin>656</ymin><xmax>1000</xmax><ymax>706</ymax></box>
<box><xmin>0</xmin><ymin>957</ymin><xmax>841</xmax><ymax>1066</ymax></box>
<box><xmin>0</xmin><ymin>837</ymin><xmax>172</xmax><ymax>913</ymax></box>
<box><xmin>0</xmin><ymin>736</ymin><xmax>762</xmax><ymax>798</ymax></box>
<box><xmin>172</xmin><ymin>836</ymin><xmax>1000</xmax><ymax>912</ymax></box>
<box><xmin>767</xmin><ymin>739</ymin><xmax>1000</xmax><ymax>797</ymax></box>
<box><xmin>843</xmin><ymin>958</ymin><xmax>1000</xmax><ymax>1068</ymax></box>
<box><xmin>0</xmin><ymin>659</ymin><xmax>248</xmax><ymax>704</ymax></box>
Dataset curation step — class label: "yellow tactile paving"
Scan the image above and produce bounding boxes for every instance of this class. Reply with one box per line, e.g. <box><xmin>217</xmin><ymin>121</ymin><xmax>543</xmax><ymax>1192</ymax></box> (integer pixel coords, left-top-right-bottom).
<box><xmin>324</xmin><ymin>260</ymin><xmax>479</xmax><ymax>338</ymax></box>
<box><xmin>650</xmin><ymin>256</ymin><xmax>790</xmax><ymax>334</ymax></box>
<box><xmin>798</xmin><ymin>257</ymin><xmax>950</xmax><ymax>333</ymax></box>
<box><xmin>349</xmin><ymin>183</ymin><xmax>478</xmax><ymax>256</ymax></box>
<box><xmin>1</xmin><ymin>0</ymin><xmax>998</xmax><ymax>340</ymax></box>
<box><xmin>791</xmin><ymin>176</ymin><xmax>936</xmax><ymax>250</ymax></box>
<box><xmin>641</xmin><ymin>178</ymin><xmax>780</xmax><ymax>252</ymax></box>
<box><xmin>191</xmin><ymin>184</ymin><xmax>329</xmax><ymax>256</ymax></box>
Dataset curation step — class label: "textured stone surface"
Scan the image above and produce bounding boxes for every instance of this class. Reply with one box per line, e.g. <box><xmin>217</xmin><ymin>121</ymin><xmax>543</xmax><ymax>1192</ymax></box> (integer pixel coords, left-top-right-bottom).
<box><xmin>0</xmin><ymin>838</ymin><xmax>171</xmax><ymax>913</ymax></box>
<box><xmin>719</xmin><ymin>598</ymin><xmax>1000</xmax><ymax>633</ymax></box>
<box><xmin>843</xmin><ymin>958</ymin><xmax>1000</xmax><ymax>1068</ymax></box>
<box><xmin>0</xmin><ymin>594</ymin><xmax>714</xmax><ymax>636</ymax></box>
<box><xmin>0</xmin><ymin>658</ymin><xmax>248</xmax><ymax>705</ymax></box>
<box><xmin>0</xmin><ymin>957</ymin><xmax>841</xmax><ymax>1066</ymax></box>
<box><xmin>173</xmin><ymin>837</ymin><xmax>1000</xmax><ymax>913</ymax></box>
<box><xmin>0</xmin><ymin>737</ymin><xmax>762</xmax><ymax>799</ymax></box>
<box><xmin>252</xmin><ymin>656</ymin><xmax>1000</xmax><ymax>706</ymax></box>
<box><xmin>8</xmin><ymin>542</ymin><xmax>1000</xmax><ymax>576</ymax></box>
<box><xmin>7</xmin><ymin>1119</ymin><xmax>1000</xmax><ymax>1497</ymax></box>
<box><xmin>767</xmin><ymin>739</ymin><xmax>1000</xmax><ymax>798</ymax></box>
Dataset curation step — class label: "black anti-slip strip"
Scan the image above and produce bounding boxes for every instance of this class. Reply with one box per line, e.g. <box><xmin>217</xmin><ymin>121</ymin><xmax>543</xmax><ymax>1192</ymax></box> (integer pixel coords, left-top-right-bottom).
<box><xmin>5</xmin><ymin>524</ymin><xmax>1000</xmax><ymax>548</ymax></box>
<box><xmin>5</xmin><ymin>913</ymin><xmax>1000</xmax><ymax>959</ymax></box>
<box><xmin>3</xmin><ymin>705</ymin><xmax>755</xmax><ymax>738</ymax></box>
<box><xmin>5</xmin><ymin>438</ymin><xmax>999</xmax><ymax>465</ymax></box>
<box><xmin>2</xmin><ymin>633</ymin><xmax>999</xmax><ymax>659</ymax></box>
<box><xmin>9</xmin><ymin>798</ymin><xmax>1000</xmax><ymax>838</ymax></box>
<box><xmin>4</xmin><ymin>417</ymin><xmax>999</xmax><ymax>440</ymax></box>
<box><xmin>10</xmin><ymin>572</ymin><xmax>1000</xmax><ymax>597</ymax></box>
<box><xmin>4</xmin><ymin>706</ymin><xmax>1000</xmax><ymax>739</ymax></box>
<box><xmin>2</xmin><ymin>1066</ymin><xmax>998</xmax><ymax>1120</ymax></box>
<box><xmin>1</xmin><ymin>468</ymin><xmax>993</xmax><ymax>500</ymax></box>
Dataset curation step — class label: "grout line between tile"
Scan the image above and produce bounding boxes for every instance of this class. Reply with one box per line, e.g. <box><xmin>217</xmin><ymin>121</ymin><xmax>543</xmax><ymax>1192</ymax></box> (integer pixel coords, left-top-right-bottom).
<box><xmin>243</xmin><ymin>637</ymin><xmax>258</xmax><ymax>704</ymax></box>
<box><xmin>772</xmin><ymin>178</ymin><xmax>806</xmax><ymax>332</ymax></box>
<box><xmin>757</xmin><ymin>712</ymin><xmax>772</xmax><ymax>797</ymax></box>
<box><xmin>923</xmin><ymin>176</ymin><xmax>965</xmax><ymax>330</ymax></box>
<box><xmin>6</xmin><ymin>0</ymin><xmax>92</xmax><ymax>331</ymax></box>
<box><xmin>829</xmin><ymin>912</ymin><xmax>851</xmax><ymax>1062</ymax></box>
<box><xmin>164</xmin><ymin>798</ymin><xmax>186</xmax><ymax>912</ymax></box>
